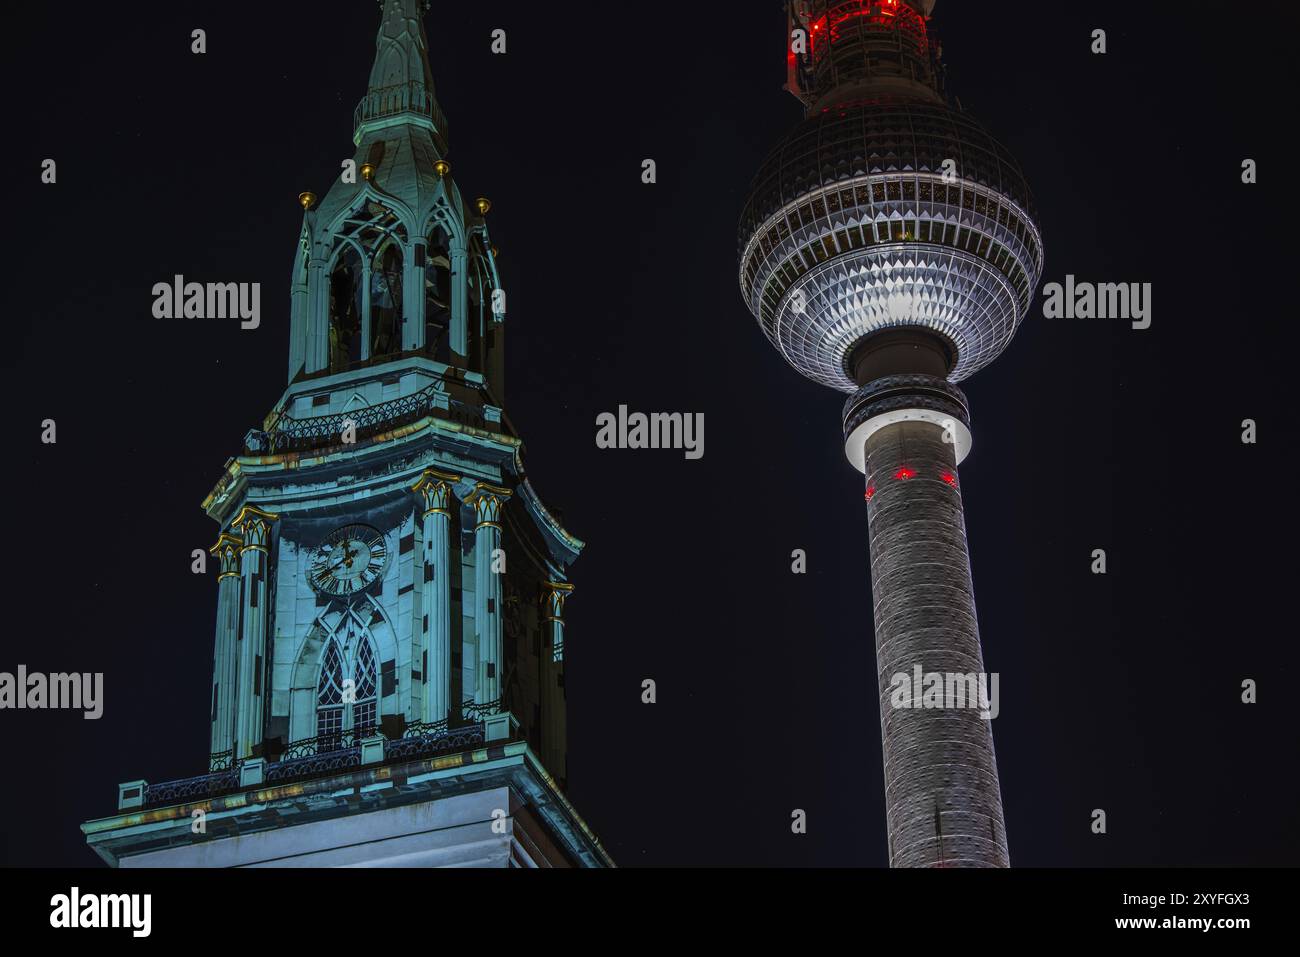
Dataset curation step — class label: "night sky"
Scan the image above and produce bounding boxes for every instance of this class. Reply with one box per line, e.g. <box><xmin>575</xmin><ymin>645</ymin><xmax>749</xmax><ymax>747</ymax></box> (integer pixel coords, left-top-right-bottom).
<box><xmin>6</xmin><ymin>1</ymin><xmax>1296</xmax><ymax>867</ymax></box>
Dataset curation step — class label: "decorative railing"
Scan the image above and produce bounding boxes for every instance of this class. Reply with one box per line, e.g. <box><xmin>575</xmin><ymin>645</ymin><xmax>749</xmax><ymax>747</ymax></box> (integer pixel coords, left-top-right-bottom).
<box><xmin>145</xmin><ymin>768</ymin><xmax>240</xmax><ymax>808</ymax></box>
<box><xmin>207</xmin><ymin>749</ymin><xmax>235</xmax><ymax>772</ymax></box>
<box><xmin>354</xmin><ymin>82</ymin><xmax>448</xmax><ymax>142</ymax></box>
<box><xmin>385</xmin><ymin>722</ymin><xmax>484</xmax><ymax>763</ymax></box>
<box><xmin>244</xmin><ymin>388</ymin><xmax>489</xmax><ymax>455</ymax></box>
<box><xmin>460</xmin><ymin>700</ymin><xmax>500</xmax><ymax>724</ymax></box>
<box><xmin>141</xmin><ymin>721</ymin><xmax>485</xmax><ymax>809</ymax></box>
<box><xmin>278</xmin><ymin>726</ymin><xmax>379</xmax><ymax>761</ymax></box>
<box><xmin>402</xmin><ymin>719</ymin><xmax>450</xmax><ymax>737</ymax></box>
<box><xmin>265</xmin><ymin>745</ymin><xmax>362</xmax><ymax>784</ymax></box>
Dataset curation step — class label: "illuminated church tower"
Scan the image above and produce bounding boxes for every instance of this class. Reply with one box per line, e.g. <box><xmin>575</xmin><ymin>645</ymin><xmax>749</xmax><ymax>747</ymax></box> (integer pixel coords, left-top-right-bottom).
<box><xmin>82</xmin><ymin>0</ymin><xmax>611</xmax><ymax>868</ymax></box>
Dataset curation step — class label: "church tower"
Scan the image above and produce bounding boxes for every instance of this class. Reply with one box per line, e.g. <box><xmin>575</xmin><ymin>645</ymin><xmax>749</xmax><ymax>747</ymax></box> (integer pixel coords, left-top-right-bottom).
<box><xmin>82</xmin><ymin>0</ymin><xmax>612</xmax><ymax>868</ymax></box>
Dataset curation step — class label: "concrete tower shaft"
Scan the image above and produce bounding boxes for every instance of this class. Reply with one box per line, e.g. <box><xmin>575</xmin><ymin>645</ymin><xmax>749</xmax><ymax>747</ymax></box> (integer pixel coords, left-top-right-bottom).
<box><xmin>862</xmin><ymin>420</ymin><xmax>1007</xmax><ymax>867</ymax></box>
<box><xmin>843</xmin><ymin>375</ymin><xmax>1006</xmax><ymax>868</ymax></box>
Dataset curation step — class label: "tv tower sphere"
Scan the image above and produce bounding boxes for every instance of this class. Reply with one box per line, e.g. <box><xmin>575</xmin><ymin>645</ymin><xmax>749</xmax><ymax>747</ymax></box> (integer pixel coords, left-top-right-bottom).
<box><xmin>739</xmin><ymin>0</ymin><xmax>1045</xmax><ymax>868</ymax></box>
<box><xmin>738</xmin><ymin>0</ymin><xmax>1044</xmax><ymax>452</ymax></box>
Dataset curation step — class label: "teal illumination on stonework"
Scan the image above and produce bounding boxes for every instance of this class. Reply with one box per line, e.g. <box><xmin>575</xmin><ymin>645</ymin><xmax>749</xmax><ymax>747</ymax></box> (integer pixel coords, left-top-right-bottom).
<box><xmin>82</xmin><ymin>0</ymin><xmax>609</xmax><ymax>869</ymax></box>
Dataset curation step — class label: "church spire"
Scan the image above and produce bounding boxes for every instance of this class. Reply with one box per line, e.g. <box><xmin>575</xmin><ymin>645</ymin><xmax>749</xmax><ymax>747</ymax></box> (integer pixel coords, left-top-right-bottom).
<box><xmin>354</xmin><ymin>0</ymin><xmax>448</xmax><ymax>150</ymax></box>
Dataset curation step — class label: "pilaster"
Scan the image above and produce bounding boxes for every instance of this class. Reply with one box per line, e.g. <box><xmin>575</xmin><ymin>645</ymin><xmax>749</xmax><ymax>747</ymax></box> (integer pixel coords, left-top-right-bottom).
<box><xmin>411</xmin><ymin>468</ymin><xmax>460</xmax><ymax>726</ymax></box>
<box><xmin>231</xmin><ymin>505</ymin><xmax>279</xmax><ymax>759</ymax></box>
<box><xmin>208</xmin><ymin>532</ymin><xmax>243</xmax><ymax>766</ymax></box>
<box><xmin>465</xmin><ymin>483</ymin><xmax>510</xmax><ymax>712</ymax></box>
<box><xmin>540</xmin><ymin>581</ymin><xmax>573</xmax><ymax>781</ymax></box>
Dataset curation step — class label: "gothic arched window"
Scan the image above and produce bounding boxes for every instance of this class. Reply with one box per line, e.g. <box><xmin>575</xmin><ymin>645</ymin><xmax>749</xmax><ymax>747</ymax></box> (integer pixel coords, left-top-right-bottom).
<box><xmin>353</xmin><ymin>635</ymin><xmax>378</xmax><ymax>735</ymax></box>
<box><xmin>371</xmin><ymin>242</ymin><xmax>403</xmax><ymax>360</ymax></box>
<box><xmin>328</xmin><ymin>246</ymin><xmax>365</xmax><ymax>374</ymax></box>
<box><xmin>315</xmin><ymin>624</ymin><xmax>379</xmax><ymax>746</ymax></box>
<box><xmin>316</xmin><ymin>639</ymin><xmax>345</xmax><ymax>745</ymax></box>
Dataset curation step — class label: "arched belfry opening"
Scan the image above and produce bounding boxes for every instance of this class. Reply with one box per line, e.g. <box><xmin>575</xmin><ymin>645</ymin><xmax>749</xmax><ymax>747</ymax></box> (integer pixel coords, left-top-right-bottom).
<box><xmin>328</xmin><ymin>244</ymin><xmax>364</xmax><ymax>374</ymax></box>
<box><xmin>324</xmin><ymin>200</ymin><xmax>410</xmax><ymax>374</ymax></box>
<box><xmin>467</xmin><ymin>240</ymin><xmax>494</xmax><ymax>375</ymax></box>
<box><xmin>371</xmin><ymin>240</ymin><xmax>404</xmax><ymax>360</ymax></box>
<box><xmin>424</xmin><ymin>224</ymin><xmax>453</xmax><ymax>363</ymax></box>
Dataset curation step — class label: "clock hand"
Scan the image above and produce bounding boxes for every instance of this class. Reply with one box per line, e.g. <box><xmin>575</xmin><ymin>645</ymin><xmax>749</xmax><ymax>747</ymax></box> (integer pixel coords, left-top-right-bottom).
<box><xmin>327</xmin><ymin>541</ymin><xmax>358</xmax><ymax>570</ymax></box>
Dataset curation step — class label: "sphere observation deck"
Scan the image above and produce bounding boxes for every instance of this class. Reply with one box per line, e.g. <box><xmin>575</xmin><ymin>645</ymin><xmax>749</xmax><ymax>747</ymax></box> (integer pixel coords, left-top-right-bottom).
<box><xmin>738</xmin><ymin>3</ymin><xmax>1044</xmax><ymax>394</ymax></box>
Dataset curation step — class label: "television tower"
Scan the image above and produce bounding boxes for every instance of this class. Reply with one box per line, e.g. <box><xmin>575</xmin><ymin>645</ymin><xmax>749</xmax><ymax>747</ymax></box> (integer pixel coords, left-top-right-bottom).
<box><xmin>738</xmin><ymin>0</ymin><xmax>1044</xmax><ymax>867</ymax></box>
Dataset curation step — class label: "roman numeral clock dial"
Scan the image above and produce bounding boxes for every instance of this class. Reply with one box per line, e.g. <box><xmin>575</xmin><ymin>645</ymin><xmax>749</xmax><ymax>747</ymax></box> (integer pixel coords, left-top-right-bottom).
<box><xmin>309</xmin><ymin>524</ymin><xmax>390</xmax><ymax>598</ymax></box>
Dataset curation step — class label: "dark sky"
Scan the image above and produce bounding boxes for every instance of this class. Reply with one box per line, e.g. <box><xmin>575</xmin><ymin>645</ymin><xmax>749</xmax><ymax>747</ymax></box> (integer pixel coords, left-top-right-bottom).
<box><xmin>5</xmin><ymin>1</ymin><xmax>1296</xmax><ymax>867</ymax></box>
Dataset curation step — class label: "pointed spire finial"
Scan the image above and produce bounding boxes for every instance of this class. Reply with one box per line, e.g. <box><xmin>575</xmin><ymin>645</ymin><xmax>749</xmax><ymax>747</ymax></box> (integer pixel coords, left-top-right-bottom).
<box><xmin>367</xmin><ymin>0</ymin><xmax>434</xmax><ymax>94</ymax></box>
<box><xmin>353</xmin><ymin>0</ymin><xmax>448</xmax><ymax>149</ymax></box>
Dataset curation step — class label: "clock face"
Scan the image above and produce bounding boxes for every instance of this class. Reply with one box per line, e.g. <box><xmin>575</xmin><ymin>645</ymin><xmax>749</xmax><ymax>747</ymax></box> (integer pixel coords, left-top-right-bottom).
<box><xmin>309</xmin><ymin>524</ymin><xmax>389</xmax><ymax>597</ymax></box>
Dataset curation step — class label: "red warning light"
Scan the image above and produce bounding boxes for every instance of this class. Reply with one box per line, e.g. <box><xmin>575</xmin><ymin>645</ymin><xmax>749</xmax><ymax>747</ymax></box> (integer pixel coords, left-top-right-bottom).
<box><xmin>941</xmin><ymin>472</ymin><xmax>957</xmax><ymax>487</ymax></box>
<box><xmin>894</xmin><ymin>468</ymin><xmax>916</xmax><ymax>481</ymax></box>
<box><xmin>865</xmin><ymin>486</ymin><xmax>877</xmax><ymax>501</ymax></box>
<box><xmin>808</xmin><ymin>1</ymin><xmax>928</xmax><ymax>58</ymax></box>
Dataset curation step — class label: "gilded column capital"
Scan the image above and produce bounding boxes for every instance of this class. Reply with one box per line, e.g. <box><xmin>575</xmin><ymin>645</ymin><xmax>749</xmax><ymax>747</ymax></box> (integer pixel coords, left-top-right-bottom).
<box><xmin>411</xmin><ymin>468</ymin><xmax>461</xmax><ymax>517</ymax></box>
<box><xmin>542</xmin><ymin>581</ymin><xmax>574</xmax><ymax>623</ymax></box>
<box><xmin>209</xmin><ymin>532</ymin><xmax>244</xmax><ymax>579</ymax></box>
<box><xmin>465</xmin><ymin>482</ymin><xmax>511</xmax><ymax>529</ymax></box>
<box><xmin>231</xmin><ymin>504</ymin><xmax>280</xmax><ymax>553</ymax></box>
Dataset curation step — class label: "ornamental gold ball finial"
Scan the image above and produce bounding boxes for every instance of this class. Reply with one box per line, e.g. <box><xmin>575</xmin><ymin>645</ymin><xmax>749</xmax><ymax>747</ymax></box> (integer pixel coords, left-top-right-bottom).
<box><xmin>360</xmin><ymin>162</ymin><xmax>376</xmax><ymax>181</ymax></box>
<box><xmin>475</xmin><ymin>197</ymin><xmax>492</xmax><ymax>216</ymax></box>
<box><xmin>298</xmin><ymin>191</ymin><xmax>317</xmax><ymax>210</ymax></box>
<box><xmin>434</xmin><ymin>159</ymin><xmax>451</xmax><ymax>178</ymax></box>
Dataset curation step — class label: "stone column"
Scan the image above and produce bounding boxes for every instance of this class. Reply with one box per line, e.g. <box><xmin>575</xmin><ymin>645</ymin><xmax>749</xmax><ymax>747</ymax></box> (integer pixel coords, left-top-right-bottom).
<box><xmin>540</xmin><ymin>581</ymin><xmax>573</xmax><ymax>781</ymax></box>
<box><xmin>360</xmin><ymin>259</ymin><xmax>372</xmax><ymax>362</ymax></box>
<box><xmin>305</xmin><ymin>255</ymin><xmax>330</xmax><ymax>373</ymax></box>
<box><xmin>231</xmin><ymin>505</ymin><xmax>279</xmax><ymax>760</ymax></box>
<box><xmin>450</xmin><ymin>246</ymin><xmax>468</xmax><ymax>358</ymax></box>
<box><xmin>466</xmin><ymin>483</ymin><xmax>510</xmax><ymax>713</ymax></box>
<box><xmin>404</xmin><ymin>242</ymin><xmax>425</xmax><ymax>352</ymax></box>
<box><xmin>288</xmin><ymin>258</ymin><xmax>309</xmax><ymax>381</ymax></box>
<box><xmin>412</xmin><ymin>468</ymin><xmax>460</xmax><ymax>726</ymax></box>
<box><xmin>208</xmin><ymin>532</ymin><xmax>242</xmax><ymax>767</ymax></box>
